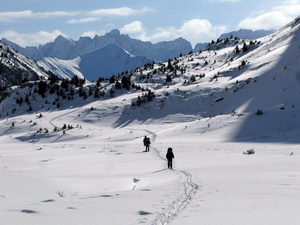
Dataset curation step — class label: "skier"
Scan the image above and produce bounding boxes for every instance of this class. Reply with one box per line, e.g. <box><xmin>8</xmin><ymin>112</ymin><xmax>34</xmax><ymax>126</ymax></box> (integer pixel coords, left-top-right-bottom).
<box><xmin>166</xmin><ymin>147</ymin><xmax>174</xmax><ymax>169</ymax></box>
<box><xmin>145</xmin><ymin>137</ymin><xmax>151</xmax><ymax>152</ymax></box>
<box><xmin>143</xmin><ymin>136</ymin><xmax>151</xmax><ymax>152</ymax></box>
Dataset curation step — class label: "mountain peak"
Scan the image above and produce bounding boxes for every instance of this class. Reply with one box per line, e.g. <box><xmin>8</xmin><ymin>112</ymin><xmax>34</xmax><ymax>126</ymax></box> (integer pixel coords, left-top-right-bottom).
<box><xmin>54</xmin><ymin>35</ymin><xmax>72</xmax><ymax>43</ymax></box>
<box><xmin>106</xmin><ymin>29</ymin><xmax>121</xmax><ymax>37</ymax></box>
<box><xmin>174</xmin><ymin>37</ymin><xmax>190</xmax><ymax>43</ymax></box>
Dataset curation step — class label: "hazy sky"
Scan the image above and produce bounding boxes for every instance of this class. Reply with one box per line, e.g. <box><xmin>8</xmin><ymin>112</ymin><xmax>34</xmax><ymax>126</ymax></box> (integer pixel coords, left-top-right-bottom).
<box><xmin>0</xmin><ymin>0</ymin><xmax>299</xmax><ymax>47</ymax></box>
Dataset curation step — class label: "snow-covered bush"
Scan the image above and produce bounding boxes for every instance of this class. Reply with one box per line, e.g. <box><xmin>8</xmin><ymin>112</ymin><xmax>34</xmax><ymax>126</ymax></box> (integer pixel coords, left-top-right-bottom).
<box><xmin>256</xmin><ymin>109</ymin><xmax>263</xmax><ymax>115</ymax></box>
<box><xmin>244</xmin><ymin>149</ymin><xmax>255</xmax><ymax>155</ymax></box>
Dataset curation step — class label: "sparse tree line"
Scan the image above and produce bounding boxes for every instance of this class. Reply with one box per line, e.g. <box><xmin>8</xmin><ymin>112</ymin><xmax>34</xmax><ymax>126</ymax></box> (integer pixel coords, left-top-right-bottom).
<box><xmin>131</xmin><ymin>90</ymin><xmax>156</xmax><ymax>107</ymax></box>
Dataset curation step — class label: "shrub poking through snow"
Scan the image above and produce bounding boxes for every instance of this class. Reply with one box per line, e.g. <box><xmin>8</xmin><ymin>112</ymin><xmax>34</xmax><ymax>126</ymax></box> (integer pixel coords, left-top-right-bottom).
<box><xmin>244</xmin><ymin>149</ymin><xmax>255</xmax><ymax>155</ymax></box>
<box><xmin>256</xmin><ymin>109</ymin><xmax>263</xmax><ymax>115</ymax></box>
<box><xmin>57</xmin><ymin>191</ymin><xmax>65</xmax><ymax>198</ymax></box>
<box><xmin>238</xmin><ymin>60</ymin><xmax>247</xmax><ymax>70</ymax></box>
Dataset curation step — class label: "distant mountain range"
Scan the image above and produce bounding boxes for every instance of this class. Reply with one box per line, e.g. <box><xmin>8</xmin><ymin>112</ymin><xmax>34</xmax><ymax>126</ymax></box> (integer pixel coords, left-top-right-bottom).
<box><xmin>218</xmin><ymin>29</ymin><xmax>273</xmax><ymax>40</ymax></box>
<box><xmin>1</xmin><ymin>28</ymin><xmax>272</xmax><ymax>80</ymax></box>
<box><xmin>38</xmin><ymin>44</ymin><xmax>153</xmax><ymax>81</ymax></box>
<box><xmin>1</xmin><ymin>29</ymin><xmax>192</xmax><ymax>62</ymax></box>
<box><xmin>194</xmin><ymin>29</ymin><xmax>273</xmax><ymax>52</ymax></box>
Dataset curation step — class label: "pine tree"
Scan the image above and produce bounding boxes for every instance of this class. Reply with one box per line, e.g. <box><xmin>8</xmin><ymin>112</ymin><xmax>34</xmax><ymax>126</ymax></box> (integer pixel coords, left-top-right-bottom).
<box><xmin>166</xmin><ymin>75</ymin><xmax>172</xmax><ymax>83</ymax></box>
<box><xmin>190</xmin><ymin>75</ymin><xmax>196</xmax><ymax>82</ymax></box>
<box><xmin>61</xmin><ymin>79</ymin><xmax>69</xmax><ymax>90</ymax></box>
<box><xmin>121</xmin><ymin>76</ymin><xmax>131</xmax><ymax>90</ymax></box>
<box><xmin>115</xmin><ymin>80</ymin><xmax>121</xmax><ymax>89</ymax></box>
<box><xmin>136</xmin><ymin>96</ymin><xmax>142</xmax><ymax>106</ymax></box>
<box><xmin>38</xmin><ymin>81</ymin><xmax>47</xmax><ymax>97</ymax></box>
<box><xmin>70</xmin><ymin>76</ymin><xmax>79</xmax><ymax>87</ymax></box>
<box><xmin>242</xmin><ymin>43</ymin><xmax>248</xmax><ymax>52</ymax></box>
<box><xmin>167</xmin><ymin>59</ymin><xmax>174</xmax><ymax>71</ymax></box>
<box><xmin>109</xmin><ymin>76</ymin><xmax>116</xmax><ymax>84</ymax></box>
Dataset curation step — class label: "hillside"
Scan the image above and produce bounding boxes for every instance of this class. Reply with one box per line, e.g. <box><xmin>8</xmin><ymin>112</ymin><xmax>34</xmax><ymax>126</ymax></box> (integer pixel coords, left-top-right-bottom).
<box><xmin>0</xmin><ymin>41</ymin><xmax>48</xmax><ymax>90</ymax></box>
<box><xmin>1</xmin><ymin>17</ymin><xmax>300</xmax><ymax>139</ymax></box>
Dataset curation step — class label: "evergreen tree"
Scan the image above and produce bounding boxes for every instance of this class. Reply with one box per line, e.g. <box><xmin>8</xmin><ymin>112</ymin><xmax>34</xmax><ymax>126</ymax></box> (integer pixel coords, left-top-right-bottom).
<box><xmin>109</xmin><ymin>76</ymin><xmax>116</xmax><ymax>84</ymax></box>
<box><xmin>167</xmin><ymin>59</ymin><xmax>174</xmax><ymax>71</ymax></box>
<box><xmin>121</xmin><ymin>76</ymin><xmax>131</xmax><ymax>90</ymax></box>
<box><xmin>166</xmin><ymin>75</ymin><xmax>172</xmax><ymax>83</ymax></box>
<box><xmin>242</xmin><ymin>43</ymin><xmax>248</xmax><ymax>52</ymax></box>
<box><xmin>115</xmin><ymin>80</ymin><xmax>121</xmax><ymax>89</ymax></box>
<box><xmin>190</xmin><ymin>75</ymin><xmax>196</xmax><ymax>82</ymax></box>
<box><xmin>61</xmin><ymin>79</ymin><xmax>69</xmax><ymax>90</ymax></box>
<box><xmin>88</xmin><ymin>87</ymin><xmax>93</xmax><ymax>96</ymax></box>
<box><xmin>70</xmin><ymin>76</ymin><xmax>79</xmax><ymax>86</ymax></box>
<box><xmin>136</xmin><ymin>96</ymin><xmax>142</xmax><ymax>106</ymax></box>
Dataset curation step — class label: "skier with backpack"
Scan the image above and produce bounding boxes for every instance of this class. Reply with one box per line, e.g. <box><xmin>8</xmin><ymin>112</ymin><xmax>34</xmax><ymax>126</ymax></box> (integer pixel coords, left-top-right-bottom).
<box><xmin>143</xmin><ymin>136</ymin><xmax>151</xmax><ymax>152</ymax></box>
<box><xmin>166</xmin><ymin>147</ymin><xmax>174</xmax><ymax>169</ymax></box>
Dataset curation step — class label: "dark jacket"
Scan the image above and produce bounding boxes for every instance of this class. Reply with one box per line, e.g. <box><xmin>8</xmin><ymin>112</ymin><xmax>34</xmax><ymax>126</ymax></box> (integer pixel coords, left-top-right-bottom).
<box><xmin>166</xmin><ymin>152</ymin><xmax>174</xmax><ymax>161</ymax></box>
<box><xmin>144</xmin><ymin>137</ymin><xmax>150</xmax><ymax>146</ymax></box>
<box><xmin>143</xmin><ymin>137</ymin><xmax>148</xmax><ymax>146</ymax></box>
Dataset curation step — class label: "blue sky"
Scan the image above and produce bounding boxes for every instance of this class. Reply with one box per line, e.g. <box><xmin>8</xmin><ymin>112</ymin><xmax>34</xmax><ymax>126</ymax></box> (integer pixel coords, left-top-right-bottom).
<box><xmin>0</xmin><ymin>0</ymin><xmax>300</xmax><ymax>47</ymax></box>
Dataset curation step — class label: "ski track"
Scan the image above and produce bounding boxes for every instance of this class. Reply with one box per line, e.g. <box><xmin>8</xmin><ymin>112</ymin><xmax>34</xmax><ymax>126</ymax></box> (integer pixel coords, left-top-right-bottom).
<box><xmin>139</xmin><ymin>129</ymin><xmax>199</xmax><ymax>225</ymax></box>
<box><xmin>48</xmin><ymin>109</ymin><xmax>199</xmax><ymax>225</ymax></box>
<box><xmin>49</xmin><ymin>108</ymin><xmax>81</xmax><ymax>128</ymax></box>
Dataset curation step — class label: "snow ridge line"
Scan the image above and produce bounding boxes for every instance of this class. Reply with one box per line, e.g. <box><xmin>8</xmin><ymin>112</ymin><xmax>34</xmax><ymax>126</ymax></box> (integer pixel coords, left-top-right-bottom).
<box><xmin>151</xmin><ymin>146</ymin><xmax>199</xmax><ymax>225</ymax></box>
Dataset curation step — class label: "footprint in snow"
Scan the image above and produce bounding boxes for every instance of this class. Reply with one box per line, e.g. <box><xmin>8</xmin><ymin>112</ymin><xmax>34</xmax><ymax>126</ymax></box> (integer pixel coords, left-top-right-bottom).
<box><xmin>100</xmin><ymin>194</ymin><xmax>113</xmax><ymax>197</ymax></box>
<box><xmin>21</xmin><ymin>209</ymin><xmax>38</xmax><ymax>214</ymax></box>
<box><xmin>133</xmin><ymin>178</ymin><xmax>140</xmax><ymax>183</ymax></box>
<box><xmin>41</xmin><ymin>199</ymin><xmax>55</xmax><ymax>203</ymax></box>
<box><xmin>81</xmin><ymin>194</ymin><xmax>113</xmax><ymax>199</ymax></box>
<box><xmin>138</xmin><ymin>210</ymin><xmax>152</xmax><ymax>216</ymax></box>
<box><xmin>40</xmin><ymin>159</ymin><xmax>52</xmax><ymax>163</ymax></box>
<box><xmin>140</xmin><ymin>189</ymin><xmax>151</xmax><ymax>192</ymax></box>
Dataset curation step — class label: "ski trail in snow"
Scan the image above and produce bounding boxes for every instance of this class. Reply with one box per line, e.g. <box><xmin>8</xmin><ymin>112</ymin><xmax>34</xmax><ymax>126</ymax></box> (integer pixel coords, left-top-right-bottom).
<box><xmin>133</xmin><ymin>128</ymin><xmax>199</xmax><ymax>225</ymax></box>
<box><xmin>0</xmin><ymin>127</ymin><xmax>11</xmax><ymax>137</ymax></box>
<box><xmin>49</xmin><ymin>108</ymin><xmax>80</xmax><ymax>128</ymax></box>
<box><xmin>48</xmin><ymin>108</ymin><xmax>199</xmax><ymax>225</ymax></box>
<box><xmin>151</xmin><ymin>146</ymin><xmax>199</xmax><ymax>225</ymax></box>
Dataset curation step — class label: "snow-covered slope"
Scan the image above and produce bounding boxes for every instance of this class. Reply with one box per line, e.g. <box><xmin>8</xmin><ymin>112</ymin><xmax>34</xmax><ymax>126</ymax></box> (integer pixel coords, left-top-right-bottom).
<box><xmin>2</xmin><ymin>29</ymin><xmax>193</xmax><ymax>62</ymax></box>
<box><xmin>2</xmin><ymin>17</ymin><xmax>300</xmax><ymax>225</ymax></box>
<box><xmin>78</xmin><ymin>44</ymin><xmax>153</xmax><ymax>80</ymax></box>
<box><xmin>37</xmin><ymin>57</ymin><xmax>84</xmax><ymax>80</ymax></box>
<box><xmin>38</xmin><ymin>44</ymin><xmax>153</xmax><ymax>80</ymax></box>
<box><xmin>0</xmin><ymin>41</ymin><xmax>48</xmax><ymax>89</ymax></box>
